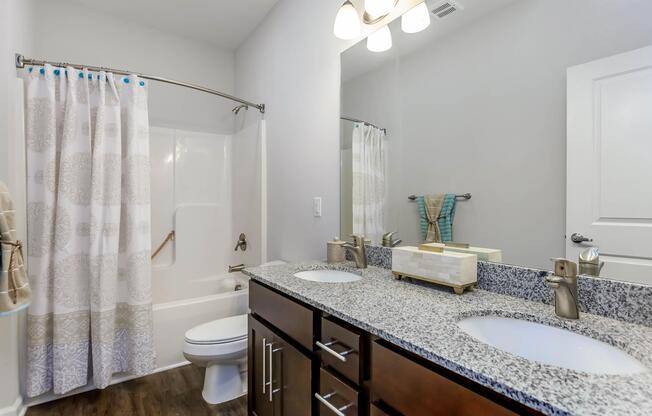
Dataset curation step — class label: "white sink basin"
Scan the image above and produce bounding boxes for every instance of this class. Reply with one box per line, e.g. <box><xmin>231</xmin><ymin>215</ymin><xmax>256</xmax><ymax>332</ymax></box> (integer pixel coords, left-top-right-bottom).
<box><xmin>294</xmin><ymin>269</ymin><xmax>362</xmax><ymax>283</ymax></box>
<box><xmin>458</xmin><ymin>316</ymin><xmax>647</xmax><ymax>375</ymax></box>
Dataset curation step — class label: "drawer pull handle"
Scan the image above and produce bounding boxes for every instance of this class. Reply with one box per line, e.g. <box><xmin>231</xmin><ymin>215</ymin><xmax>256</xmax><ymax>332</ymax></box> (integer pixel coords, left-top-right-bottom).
<box><xmin>316</xmin><ymin>340</ymin><xmax>354</xmax><ymax>363</ymax></box>
<box><xmin>315</xmin><ymin>392</ymin><xmax>353</xmax><ymax>416</ymax></box>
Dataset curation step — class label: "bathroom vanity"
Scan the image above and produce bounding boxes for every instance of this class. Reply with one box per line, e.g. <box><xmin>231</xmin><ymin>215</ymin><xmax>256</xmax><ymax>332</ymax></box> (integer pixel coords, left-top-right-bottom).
<box><xmin>248</xmin><ymin>278</ymin><xmax>528</xmax><ymax>415</ymax></box>
<box><xmin>245</xmin><ymin>262</ymin><xmax>652</xmax><ymax>416</ymax></box>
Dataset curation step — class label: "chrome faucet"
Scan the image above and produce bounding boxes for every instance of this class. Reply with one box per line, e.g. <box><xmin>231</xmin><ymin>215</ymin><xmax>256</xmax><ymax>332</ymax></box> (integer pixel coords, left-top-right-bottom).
<box><xmin>343</xmin><ymin>235</ymin><xmax>367</xmax><ymax>269</ymax></box>
<box><xmin>545</xmin><ymin>258</ymin><xmax>579</xmax><ymax>320</ymax></box>
<box><xmin>381</xmin><ymin>231</ymin><xmax>402</xmax><ymax>247</ymax></box>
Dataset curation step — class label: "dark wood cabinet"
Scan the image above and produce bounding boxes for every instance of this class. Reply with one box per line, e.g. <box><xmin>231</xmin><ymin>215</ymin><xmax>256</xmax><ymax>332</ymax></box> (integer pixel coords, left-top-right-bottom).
<box><xmin>249</xmin><ymin>314</ymin><xmax>312</xmax><ymax>416</ymax></box>
<box><xmin>250</xmin><ymin>280</ymin><xmax>315</xmax><ymax>349</ymax></box>
<box><xmin>249</xmin><ymin>315</ymin><xmax>276</xmax><ymax>416</ymax></box>
<box><xmin>371</xmin><ymin>340</ymin><xmax>538</xmax><ymax>416</ymax></box>
<box><xmin>317</xmin><ymin>368</ymin><xmax>360</xmax><ymax>416</ymax></box>
<box><xmin>318</xmin><ymin>317</ymin><xmax>364</xmax><ymax>385</ymax></box>
<box><xmin>248</xmin><ymin>280</ymin><xmax>542</xmax><ymax>416</ymax></box>
<box><xmin>274</xmin><ymin>334</ymin><xmax>313</xmax><ymax>416</ymax></box>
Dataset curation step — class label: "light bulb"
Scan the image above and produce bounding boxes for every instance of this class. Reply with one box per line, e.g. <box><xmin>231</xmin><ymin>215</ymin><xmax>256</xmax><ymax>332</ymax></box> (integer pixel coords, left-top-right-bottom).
<box><xmin>364</xmin><ymin>0</ymin><xmax>395</xmax><ymax>17</ymax></box>
<box><xmin>401</xmin><ymin>2</ymin><xmax>430</xmax><ymax>34</ymax></box>
<box><xmin>367</xmin><ymin>25</ymin><xmax>392</xmax><ymax>52</ymax></box>
<box><xmin>333</xmin><ymin>1</ymin><xmax>361</xmax><ymax>40</ymax></box>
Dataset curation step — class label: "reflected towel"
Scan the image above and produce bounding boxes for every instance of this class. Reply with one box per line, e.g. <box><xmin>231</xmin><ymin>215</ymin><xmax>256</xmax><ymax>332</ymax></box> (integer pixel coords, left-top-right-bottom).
<box><xmin>424</xmin><ymin>194</ymin><xmax>445</xmax><ymax>243</ymax></box>
<box><xmin>417</xmin><ymin>196</ymin><xmax>429</xmax><ymax>240</ymax></box>
<box><xmin>0</xmin><ymin>181</ymin><xmax>31</xmax><ymax>315</ymax></box>
<box><xmin>438</xmin><ymin>193</ymin><xmax>457</xmax><ymax>243</ymax></box>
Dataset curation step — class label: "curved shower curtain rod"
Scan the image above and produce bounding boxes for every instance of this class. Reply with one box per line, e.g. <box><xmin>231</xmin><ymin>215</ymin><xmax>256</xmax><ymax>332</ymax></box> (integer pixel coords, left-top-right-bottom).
<box><xmin>15</xmin><ymin>54</ymin><xmax>266</xmax><ymax>114</ymax></box>
<box><xmin>340</xmin><ymin>116</ymin><xmax>386</xmax><ymax>134</ymax></box>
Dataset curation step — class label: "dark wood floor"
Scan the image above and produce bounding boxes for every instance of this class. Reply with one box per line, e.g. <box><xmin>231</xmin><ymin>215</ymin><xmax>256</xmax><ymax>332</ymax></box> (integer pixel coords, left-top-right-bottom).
<box><xmin>27</xmin><ymin>365</ymin><xmax>247</xmax><ymax>416</ymax></box>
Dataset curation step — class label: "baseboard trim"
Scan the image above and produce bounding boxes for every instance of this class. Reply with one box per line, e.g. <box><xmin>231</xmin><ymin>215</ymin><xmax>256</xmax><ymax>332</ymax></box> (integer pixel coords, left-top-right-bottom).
<box><xmin>25</xmin><ymin>360</ymin><xmax>191</xmax><ymax>408</ymax></box>
<box><xmin>0</xmin><ymin>397</ymin><xmax>26</xmax><ymax>416</ymax></box>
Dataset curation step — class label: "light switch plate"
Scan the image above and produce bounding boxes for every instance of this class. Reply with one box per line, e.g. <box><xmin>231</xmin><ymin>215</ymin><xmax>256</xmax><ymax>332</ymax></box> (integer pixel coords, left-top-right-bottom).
<box><xmin>313</xmin><ymin>197</ymin><xmax>322</xmax><ymax>217</ymax></box>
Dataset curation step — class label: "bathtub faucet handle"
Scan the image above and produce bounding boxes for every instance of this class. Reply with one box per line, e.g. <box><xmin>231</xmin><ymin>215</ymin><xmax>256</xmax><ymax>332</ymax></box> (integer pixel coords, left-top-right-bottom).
<box><xmin>234</xmin><ymin>233</ymin><xmax>247</xmax><ymax>251</ymax></box>
<box><xmin>229</xmin><ymin>264</ymin><xmax>245</xmax><ymax>273</ymax></box>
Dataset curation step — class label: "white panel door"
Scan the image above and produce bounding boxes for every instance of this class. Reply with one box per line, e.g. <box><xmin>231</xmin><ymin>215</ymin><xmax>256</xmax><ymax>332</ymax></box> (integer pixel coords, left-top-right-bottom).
<box><xmin>567</xmin><ymin>45</ymin><xmax>652</xmax><ymax>284</ymax></box>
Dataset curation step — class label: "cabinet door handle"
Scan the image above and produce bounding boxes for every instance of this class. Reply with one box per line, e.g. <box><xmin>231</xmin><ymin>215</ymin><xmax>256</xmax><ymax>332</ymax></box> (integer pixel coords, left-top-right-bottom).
<box><xmin>262</xmin><ymin>338</ymin><xmax>267</xmax><ymax>394</ymax></box>
<box><xmin>315</xmin><ymin>392</ymin><xmax>354</xmax><ymax>416</ymax></box>
<box><xmin>268</xmin><ymin>345</ymin><xmax>283</xmax><ymax>402</ymax></box>
<box><xmin>316</xmin><ymin>340</ymin><xmax>354</xmax><ymax>363</ymax></box>
<box><xmin>267</xmin><ymin>342</ymin><xmax>273</xmax><ymax>402</ymax></box>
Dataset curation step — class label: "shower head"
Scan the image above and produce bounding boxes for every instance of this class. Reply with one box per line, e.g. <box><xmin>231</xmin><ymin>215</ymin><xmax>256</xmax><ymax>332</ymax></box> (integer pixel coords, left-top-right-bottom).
<box><xmin>232</xmin><ymin>104</ymin><xmax>249</xmax><ymax>115</ymax></box>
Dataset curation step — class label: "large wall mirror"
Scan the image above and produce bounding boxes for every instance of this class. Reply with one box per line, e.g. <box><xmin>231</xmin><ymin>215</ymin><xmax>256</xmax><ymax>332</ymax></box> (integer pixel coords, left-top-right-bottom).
<box><xmin>339</xmin><ymin>0</ymin><xmax>652</xmax><ymax>284</ymax></box>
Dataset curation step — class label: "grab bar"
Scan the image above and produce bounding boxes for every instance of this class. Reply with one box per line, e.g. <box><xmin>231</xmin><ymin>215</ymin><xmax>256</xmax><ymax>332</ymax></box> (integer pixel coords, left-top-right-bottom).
<box><xmin>151</xmin><ymin>230</ymin><xmax>175</xmax><ymax>260</ymax></box>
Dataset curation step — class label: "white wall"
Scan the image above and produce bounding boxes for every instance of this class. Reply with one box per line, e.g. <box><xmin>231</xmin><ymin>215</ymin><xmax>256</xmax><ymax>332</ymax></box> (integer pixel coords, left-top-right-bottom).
<box><xmin>234</xmin><ymin>0</ymin><xmax>343</xmax><ymax>262</ymax></box>
<box><xmin>30</xmin><ymin>0</ymin><xmax>236</xmax><ymax>134</ymax></box>
<box><xmin>0</xmin><ymin>0</ymin><xmax>33</xmax><ymax>413</ymax></box>
<box><xmin>342</xmin><ymin>0</ymin><xmax>652</xmax><ymax>269</ymax></box>
<box><xmin>235</xmin><ymin>0</ymin><xmax>422</xmax><ymax>261</ymax></box>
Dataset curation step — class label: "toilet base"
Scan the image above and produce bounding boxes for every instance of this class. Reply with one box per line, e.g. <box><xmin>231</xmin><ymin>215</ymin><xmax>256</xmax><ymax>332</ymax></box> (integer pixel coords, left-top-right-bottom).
<box><xmin>202</xmin><ymin>363</ymin><xmax>247</xmax><ymax>404</ymax></box>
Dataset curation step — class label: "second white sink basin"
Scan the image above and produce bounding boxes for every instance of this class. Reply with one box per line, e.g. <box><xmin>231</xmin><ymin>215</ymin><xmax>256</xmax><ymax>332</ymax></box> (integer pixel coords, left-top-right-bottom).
<box><xmin>458</xmin><ymin>315</ymin><xmax>647</xmax><ymax>375</ymax></box>
<box><xmin>294</xmin><ymin>269</ymin><xmax>362</xmax><ymax>283</ymax></box>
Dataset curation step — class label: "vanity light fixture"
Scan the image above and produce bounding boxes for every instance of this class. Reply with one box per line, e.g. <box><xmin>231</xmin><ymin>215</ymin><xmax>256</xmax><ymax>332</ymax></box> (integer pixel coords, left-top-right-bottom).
<box><xmin>401</xmin><ymin>2</ymin><xmax>431</xmax><ymax>33</ymax></box>
<box><xmin>333</xmin><ymin>1</ymin><xmax>362</xmax><ymax>40</ymax></box>
<box><xmin>367</xmin><ymin>25</ymin><xmax>392</xmax><ymax>52</ymax></box>
<box><xmin>334</xmin><ymin>0</ymin><xmax>400</xmax><ymax>40</ymax></box>
<box><xmin>364</xmin><ymin>0</ymin><xmax>395</xmax><ymax>17</ymax></box>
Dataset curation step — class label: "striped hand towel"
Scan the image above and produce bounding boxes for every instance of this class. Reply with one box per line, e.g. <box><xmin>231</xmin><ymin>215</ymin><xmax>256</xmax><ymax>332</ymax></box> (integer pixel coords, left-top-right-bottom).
<box><xmin>416</xmin><ymin>193</ymin><xmax>457</xmax><ymax>243</ymax></box>
<box><xmin>438</xmin><ymin>193</ymin><xmax>457</xmax><ymax>243</ymax></box>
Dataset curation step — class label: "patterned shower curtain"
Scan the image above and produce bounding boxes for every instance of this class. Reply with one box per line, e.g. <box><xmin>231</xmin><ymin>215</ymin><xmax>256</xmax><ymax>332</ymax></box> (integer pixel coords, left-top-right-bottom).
<box><xmin>352</xmin><ymin>123</ymin><xmax>386</xmax><ymax>244</ymax></box>
<box><xmin>24</xmin><ymin>65</ymin><xmax>155</xmax><ymax>397</ymax></box>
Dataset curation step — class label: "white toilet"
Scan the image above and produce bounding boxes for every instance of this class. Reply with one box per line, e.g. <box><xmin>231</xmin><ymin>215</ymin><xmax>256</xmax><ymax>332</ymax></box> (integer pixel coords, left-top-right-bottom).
<box><xmin>183</xmin><ymin>260</ymin><xmax>286</xmax><ymax>404</ymax></box>
<box><xmin>183</xmin><ymin>314</ymin><xmax>248</xmax><ymax>404</ymax></box>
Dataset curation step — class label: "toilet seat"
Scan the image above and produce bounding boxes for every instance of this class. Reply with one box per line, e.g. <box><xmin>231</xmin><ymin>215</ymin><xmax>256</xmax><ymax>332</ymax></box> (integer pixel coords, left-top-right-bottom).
<box><xmin>185</xmin><ymin>314</ymin><xmax>247</xmax><ymax>345</ymax></box>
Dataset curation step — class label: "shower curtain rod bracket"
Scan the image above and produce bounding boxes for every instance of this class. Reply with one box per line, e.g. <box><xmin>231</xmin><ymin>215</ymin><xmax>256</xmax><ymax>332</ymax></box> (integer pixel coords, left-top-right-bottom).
<box><xmin>15</xmin><ymin>53</ymin><xmax>266</xmax><ymax>114</ymax></box>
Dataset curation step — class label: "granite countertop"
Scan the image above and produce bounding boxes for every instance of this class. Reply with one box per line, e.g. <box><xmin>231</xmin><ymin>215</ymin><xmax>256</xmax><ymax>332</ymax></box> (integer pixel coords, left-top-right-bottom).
<box><xmin>243</xmin><ymin>262</ymin><xmax>652</xmax><ymax>416</ymax></box>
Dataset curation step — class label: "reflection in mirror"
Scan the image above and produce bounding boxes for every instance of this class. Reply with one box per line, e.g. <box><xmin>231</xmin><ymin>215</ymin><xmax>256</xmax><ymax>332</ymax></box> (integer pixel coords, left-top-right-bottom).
<box><xmin>340</xmin><ymin>0</ymin><xmax>652</xmax><ymax>284</ymax></box>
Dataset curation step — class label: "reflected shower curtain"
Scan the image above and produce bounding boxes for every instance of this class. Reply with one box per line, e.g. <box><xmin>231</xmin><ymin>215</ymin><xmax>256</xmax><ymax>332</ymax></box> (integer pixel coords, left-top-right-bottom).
<box><xmin>24</xmin><ymin>65</ymin><xmax>155</xmax><ymax>396</ymax></box>
<box><xmin>352</xmin><ymin>123</ymin><xmax>386</xmax><ymax>244</ymax></box>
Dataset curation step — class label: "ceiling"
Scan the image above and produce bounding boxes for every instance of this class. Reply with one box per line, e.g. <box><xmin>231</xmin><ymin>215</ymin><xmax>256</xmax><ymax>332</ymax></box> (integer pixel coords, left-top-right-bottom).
<box><xmin>342</xmin><ymin>0</ymin><xmax>521</xmax><ymax>82</ymax></box>
<box><xmin>67</xmin><ymin>0</ymin><xmax>279</xmax><ymax>49</ymax></box>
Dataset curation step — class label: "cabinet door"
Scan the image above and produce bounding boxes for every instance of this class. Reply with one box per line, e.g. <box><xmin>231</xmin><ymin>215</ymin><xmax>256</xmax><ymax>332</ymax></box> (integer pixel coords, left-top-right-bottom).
<box><xmin>249</xmin><ymin>315</ymin><xmax>276</xmax><ymax>416</ymax></box>
<box><xmin>273</xmin><ymin>337</ymin><xmax>313</xmax><ymax>416</ymax></box>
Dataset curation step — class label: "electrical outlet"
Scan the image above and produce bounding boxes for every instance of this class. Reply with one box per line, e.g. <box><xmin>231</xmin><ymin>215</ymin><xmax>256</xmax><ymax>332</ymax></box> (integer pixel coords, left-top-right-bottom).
<box><xmin>313</xmin><ymin>197</ymin><xmax>322</xmax><ymax>217</ymax></box>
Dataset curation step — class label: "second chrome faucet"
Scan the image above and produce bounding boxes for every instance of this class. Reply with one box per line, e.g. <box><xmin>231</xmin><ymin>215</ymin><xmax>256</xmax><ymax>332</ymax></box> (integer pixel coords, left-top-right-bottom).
<box><xmin>343</xmin><ymin>235</ymin><xmax>367</xmax><ymax>268</ymax></box>
<box><xmin>545</xmin><ymin>258</ymin><xmax>579</xmax><ymax>320</ymax></box>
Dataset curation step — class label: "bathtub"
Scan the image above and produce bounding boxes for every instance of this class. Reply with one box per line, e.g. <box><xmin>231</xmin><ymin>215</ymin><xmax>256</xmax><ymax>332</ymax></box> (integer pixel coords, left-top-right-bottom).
<box><xmin>152</xmin><ymin>272</ymin><xmax>249</xmax><ymax>371</ymax></box>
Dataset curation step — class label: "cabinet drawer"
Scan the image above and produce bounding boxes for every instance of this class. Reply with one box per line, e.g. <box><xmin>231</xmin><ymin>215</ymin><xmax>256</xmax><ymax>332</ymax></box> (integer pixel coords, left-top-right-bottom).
<box><xmin>371</xmin><ymin>341</ymin><xmax>519</xmax><ymax>416</ymax></box>
<box><xmin>250</xmin><ymin>280</ymin><xmax>314</xmax><ymax>349</ymax></box>
<box><xmin>318</xmin><ymin>316</ymin><xmax>363</xmax><ymax>385</ymax></box>
<box><xmin>317</xmin><ymin>368</ymin><xmax>359</xmax><ymax>416</ymax></box>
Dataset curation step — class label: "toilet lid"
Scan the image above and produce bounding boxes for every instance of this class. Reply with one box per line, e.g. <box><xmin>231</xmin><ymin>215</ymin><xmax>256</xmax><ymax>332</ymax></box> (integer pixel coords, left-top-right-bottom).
<box><xmin>185</xmin><ymin>314</ymin><xmax>248</xmax><ymax>345</ymax></box>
